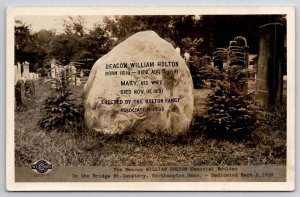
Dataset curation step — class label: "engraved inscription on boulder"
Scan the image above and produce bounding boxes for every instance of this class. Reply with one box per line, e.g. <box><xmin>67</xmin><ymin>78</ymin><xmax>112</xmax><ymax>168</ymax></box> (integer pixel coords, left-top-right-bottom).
<box><xmin>83</xmin><ymin>31</ymin><xmax>194</xmax><ymax>136</ymax></box>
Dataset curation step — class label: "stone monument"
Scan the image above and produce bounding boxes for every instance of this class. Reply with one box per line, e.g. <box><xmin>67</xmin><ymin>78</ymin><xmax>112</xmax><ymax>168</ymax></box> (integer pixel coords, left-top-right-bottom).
<box><xmin>257</xmin><ymin>23</ymin><xmax>284</xmax><ymax>108</ymax></box>
<box><xmin>70</xmin><ymin>65</ymin><xmax>77</xmax><ymax>85</ymax></box>
<box><xmin>83</xmin><ymin>31</ymin><xmax>194</xmax><ymax>136</ymax></box>
<box><xmin>227</xmin><ymin>36</ymin><xmax>249</xmax><ymax>93</ymax></box>
<box><xmin>14</xmin><ymin>65</ymin><xmax>18</xmax><ymax>85</ymax></box>
<box><xmin>22</xmin><ymin>62</ymin><xmax>30</xmax><ymax>80</ymax></box>
<box><xmin>17</xmin><ymin>62</ymin><xmax>22</xmax><ymax>79</ymax></box>
<box><xmin>15</xmin><ymin>80</ymin><xmax>25</xmax><ymax>107</ymax></box>
<box><xmin>51</xmin><ymin>59</ymin><xmax>57</xmax><ymax>78</ymax></box>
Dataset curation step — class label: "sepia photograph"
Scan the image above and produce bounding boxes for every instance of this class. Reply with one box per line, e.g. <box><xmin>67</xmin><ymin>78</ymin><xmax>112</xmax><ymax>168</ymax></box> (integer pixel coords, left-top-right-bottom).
<box><xmin>6</xmin><ymin>7</ymin><xmax>295</xmax><ymax>191</ymax></box>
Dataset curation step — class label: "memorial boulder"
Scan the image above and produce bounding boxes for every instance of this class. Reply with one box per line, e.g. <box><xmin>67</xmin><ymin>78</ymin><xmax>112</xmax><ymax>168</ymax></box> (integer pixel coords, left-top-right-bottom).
<box><xmin>83</xmin><ymin>31</ymin><xmax>194</xmax><ymax>136</ymax></box>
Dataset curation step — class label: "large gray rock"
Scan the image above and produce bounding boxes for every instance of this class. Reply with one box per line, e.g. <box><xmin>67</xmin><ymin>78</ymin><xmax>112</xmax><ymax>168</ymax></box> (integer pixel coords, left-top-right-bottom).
<box><xmin>83</xmin><ymin>31</ymin><xmax>194</xmax><ymax>136</ymax></box>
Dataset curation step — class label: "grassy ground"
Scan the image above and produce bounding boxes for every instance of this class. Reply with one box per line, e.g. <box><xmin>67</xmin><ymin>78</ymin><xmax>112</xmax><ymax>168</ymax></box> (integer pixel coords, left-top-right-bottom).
<box><xmin>15</xmin><ymin>79</ymin><xmax>286</xmax><ymax>167</ymax></box>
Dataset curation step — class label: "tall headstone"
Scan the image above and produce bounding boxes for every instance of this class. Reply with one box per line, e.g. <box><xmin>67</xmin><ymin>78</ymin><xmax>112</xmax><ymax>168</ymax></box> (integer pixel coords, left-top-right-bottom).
<box><xmin>183</xmin><ymin>52</ymin><xmax>190</xmax><ymax>63</ymax></box>
<box><xmin>65</xmin><ymin>64</ymin><xmax>71</xmax><ymax>82</ymax></box>
<box><xmin>15</xmin><ymin>80</ymin><xmax>25</xmax><ymax>107</ymax></box>
<box><xmin>83</xmin><ymin>31</ymin><xmax>194</xmax><ymax>136</ymax></box>
<box><xmin>213</xmin><ymin>48</ymin><xmax>226</xmax><ymax>71</ymax></box>
<box><xmin>257</xmin><ymin>23</ymin><xmax>284</xmax><ymax>108</ymax></box>
<box><xmin>17</xmin><ymin>62</ymin><xmax>22</xmax><ymax>79</ymax></box>
<box><xmin>80</xmin><ymin>70</ymin><xmax>84</xmax><ymax>77</ymax></box>
<box><xmin>228</xmin><ymin>36</ymin><xmax>249</xmax><ymax>93</ymax></box>
<box><xmin>14</xmin><ymin>65</ymin><xmax>18</xmax><ymax>85</ymax></box>
<box><xmin>59</xmin><ymin>66</ymin><xmax>67</xmax><ymax>86</ymax></box>
<box><xmin>22</xmin><ymin>62</ymin><xmax>30</xmax><ymax>80</ymax></box>
<box><xmin>212</xmin><ymin>48</ymin><xmax>227</xmax><ymax>88</ymax></box>
<box><xmin>50</xmin><ymin>59</ymin><xmax>57</xmax><ymax>78</ymax></box>
<box><xmin>75</xmin><ymin>77</ymin><xmax>81</xmax><ymax>85</ymax></box>
<box><xmin>231</xmin><ymin>36</ymin><xmax>249</xmax><ymax>68</ymax></box>
<box><xmin>70</xmin><ymin>65</ymin><xmax>77</xmax><ymax>85</ymax></box>
<box><xmin>55</xmin><ymin>65</ymin><xmax>59</xmax><ymax>78</ymax></box>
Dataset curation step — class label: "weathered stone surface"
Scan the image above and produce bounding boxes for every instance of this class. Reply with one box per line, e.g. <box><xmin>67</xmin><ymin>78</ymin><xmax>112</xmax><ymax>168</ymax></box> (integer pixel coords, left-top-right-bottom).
<box><xmin>22</xmin><ymin>62</ymin><xmax>30</xmax><ymax>80</ymax></box>
<box><xmin>14</xmin><ymin>65</ymin><xmax>18</xmax><ymax>85</ymax></box>
<box><xmin>70</xmin><ymin>65</ymin><xmax>77</xmax><ymax>85</ymax></box>
<box><xmin>15</xmin><ymin>80</ymin><xmax>25</xmax><ymax>107</ymax></box>
<box><xmin>17</xmin><ymin>62</ymin><xmax>22</xmax><ymax>79</ymax></box>
<box><xmin>257</xmin><ymin>23</ymin><xmax>284</xmax><ymax>108</ymax></box>
<box><xmin>83</xmin><ymin>31</ymin><xmax>194</xmax><ymax>136</ymax></box>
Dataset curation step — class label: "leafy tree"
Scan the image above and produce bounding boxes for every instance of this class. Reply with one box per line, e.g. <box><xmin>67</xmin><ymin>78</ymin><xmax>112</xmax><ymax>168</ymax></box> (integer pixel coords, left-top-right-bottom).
<box><xmin>103</xmin><ymin>16</ymin><xmax>145</xmax><ymax>44</ymax></box>
<box><xmin>49</xmin><ymin>16</ymin><xmax>113</xmax><ymax>65</ymax></box>
<box><xmin>82</xmin><ymin>23</ymin><xmax>113</xmax><ymax>60</ymax></box>
<box><xmin>15</xmin><ymin>14</ymin><xmax>286</xmax><ymax>73</ymax></box>
<box><xmin>15</xmin><ymin>20</ymin><xmax>56</xmax><ymax>72</ymax></box>
<box><xmin>103</xmin><ymin>15</ymin><xmax>200</xmax><ymax>47</ymax></box>
<box><xmin>62</xmin><ymin>16</ymin><xmax>87</xmax><ymax>37</ymax></box>
<box><xmin>15</xmin><ymin>20</ymin><xmax>34</xmax><ymax>65</ymax></box>
<box><xmin>48</xmin><ymin>16</ymin><xmax>87</xmax><ymax>63</ymax></box>
<box><xmin>49</xmin><ymin>33</ymin><xmax>79</xmax><ymax>63</ymax></box>
<box><xmin>198</xmin><ymin>15</ymin><xmax>286</xmax><ymax>54</ymax></box>
<box><xmin>33</xmin><ymin>30</ymin><xmax>56</xmax><ymax>70</ymax></box>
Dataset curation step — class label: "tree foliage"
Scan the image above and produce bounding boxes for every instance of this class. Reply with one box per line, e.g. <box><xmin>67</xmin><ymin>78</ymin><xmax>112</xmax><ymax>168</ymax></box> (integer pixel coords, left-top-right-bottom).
<box><xmin>38</xmin><ymin>71</ymin><xmax>84</xmax><ymax>132</ymax></box>
<box><xmin>15</xmin><ymin>15</ymin><xmax>286</xmax><ymax>73</ymax></box>
<box><xmin>15</xmin><ymin>20</ymin><xmax>35</xmax><ymax>65</ymax></box>
<box><xmin>197</xmin><ymin>66</ymin><xmax>258</xmax><ymax>140</ymax></box>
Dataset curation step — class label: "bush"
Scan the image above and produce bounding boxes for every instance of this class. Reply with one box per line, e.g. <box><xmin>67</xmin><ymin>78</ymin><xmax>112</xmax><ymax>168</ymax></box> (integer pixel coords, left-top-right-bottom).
<box><xmin>179</xmin><ymin>37</ymin><xmax>216</xmax><ymax>89</ymax></box>
<box><xmin>38</xmin><ymin>92</ymin><xmax>84</xmax><ymax>132</ymax></box>
<box><xmin>36</xmin><ymin>67</ymin><xmax>48</xmax><ymax>77</ymax></box>
<box><xmin>199</xmin><ymin>65</ymin><xmax>258</xmax><ymax>139</ymax></box>
<box><xmin>189</xmin><ymin>55</ymin><xmax>218</xmax><ymax>88</ymax></box>
<box><xmin>38</xmin><ymin>71</ymin><xmax>84</xmax><ymax>132</ymax></box>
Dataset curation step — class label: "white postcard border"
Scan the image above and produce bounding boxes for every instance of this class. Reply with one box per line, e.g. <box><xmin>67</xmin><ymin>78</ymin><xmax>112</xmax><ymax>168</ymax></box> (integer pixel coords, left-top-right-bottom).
<box><xmin>6</xmin><ymin>6</ymin><xmax>295</xmax><ymax>191</ymax></box>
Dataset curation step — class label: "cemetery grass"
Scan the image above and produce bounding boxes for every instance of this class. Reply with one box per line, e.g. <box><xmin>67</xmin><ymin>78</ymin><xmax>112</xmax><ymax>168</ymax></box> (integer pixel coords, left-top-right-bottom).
<box><xmin>15</xmin><ymin>80</ymin><xmax>286</xmax><ymax>166</ymax></box>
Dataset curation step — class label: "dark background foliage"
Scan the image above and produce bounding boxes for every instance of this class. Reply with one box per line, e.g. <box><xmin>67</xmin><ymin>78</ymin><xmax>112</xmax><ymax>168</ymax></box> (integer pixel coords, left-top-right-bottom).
<box><xmin>15</xmin><ymin>15</ymin><xmax>286</xmax><ymax>71</ymax></box>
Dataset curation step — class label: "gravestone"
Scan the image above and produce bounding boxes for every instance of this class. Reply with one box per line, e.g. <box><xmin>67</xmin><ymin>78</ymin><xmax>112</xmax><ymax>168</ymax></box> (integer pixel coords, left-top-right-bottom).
<box><xmin>80</xmin><ymin>70</ymin><xmax>84</xmax><ymax>77</ymax></box>
<box><xmin>59</xmin><ymin>66</ymin><xmax>67</xmax><ymax>87</ymax></box>
<box><xmin>22</xmin><ymin>62</ymin><xmax>30</xmax><ymax>80</ymax></box>
<box><xmin>70</xmin><ymin>65</ymin><xmax>77</xmax><ymax>85</ymax></box>
<box><xmin>183</xmin><ymin>52</ymin><xmax>190</xmax><ymax>63</ymax></box>
<box><xmin>51</xmin><ymin>59</ymin><xmax>57</xmax><ymax>78</ymax></box>
<box><xmin>33</xmin><ymin>73</ymin><xmax>37</xmax><ymax>80</ymax></box>
<box><xmin>29</xmin><ymin>73</ymin><xmax>34</xmax><ymax>80</ymax></box>
<box><xmin>17</xmin><ymin>62</ymin><xmax>22</xmax><ymax>79</ymax></box>
<box><xmin>211</xmin><ymin>48</ymin><xmax>227</xmax><ymax>88</ymax></box>
<box><xmin>83</xmin><ymin>31</ymin><xmax>194</xmax><ymax>136</ymax></box>
<box><xmin>257</xmin><ymin>23</ymin><xmax>284</xmax><ymax>108</ymax></box>
<box><xmin>14</xmin><ymin>65</ymin><xmax>18</xmax><ymax>85</ymax></box>
<box><xmin>15</xmin><ymin>80</ymin><xmax>25</xmax><ymax>107</ymax></box>
<box><xmin>75</xmin><ymin>77</ymin><xmax>81</xmax><ymax>85</ymax></box>
<box><xmin>228</xmin><ymin>36</ymin><xmax>249</xmax><ymax>93</ymax></box>
<box><xmin>34</xmin><ymin>73</ymin><xmax>37</xmax><ymax>80</ymax></box>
